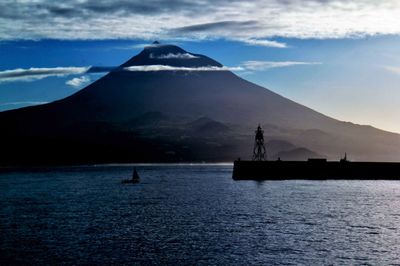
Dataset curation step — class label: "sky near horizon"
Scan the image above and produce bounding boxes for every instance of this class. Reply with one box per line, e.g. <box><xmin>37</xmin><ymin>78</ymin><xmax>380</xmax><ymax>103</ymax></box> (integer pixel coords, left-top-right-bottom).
<box><xmin>1</xmin><ymin>0</ymin><xmax>400</xmax><ymax>133</ymax></box>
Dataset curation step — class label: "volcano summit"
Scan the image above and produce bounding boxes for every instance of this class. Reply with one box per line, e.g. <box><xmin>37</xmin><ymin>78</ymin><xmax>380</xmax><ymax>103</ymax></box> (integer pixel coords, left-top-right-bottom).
<box><xmin>1</xmin><ymin>43</ymin><xmax>399</xmax><ymax>165</ymax></box>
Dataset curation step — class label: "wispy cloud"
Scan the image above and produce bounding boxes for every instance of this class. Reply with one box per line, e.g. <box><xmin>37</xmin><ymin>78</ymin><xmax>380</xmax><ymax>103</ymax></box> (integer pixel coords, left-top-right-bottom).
<box><xmin>173</xmin><ymin>20</ymin><xmax>259</xmax><ymax>34</ymax></box>
<box><xmin>172</xmin><ymin>21</ymin><xmax>287</xmax><ymax>48</ymax></box>
<box><xmin>123</xmin><ymin>61</ymin><xmax>319</xmax><ymax>72</ymax></box>
<box><xmin>0</xmin><ymin>66</ymin><xmax>115</xmax><ymax>83</ymax></box>
<box><xmin>0</xmin><ymin>67</ymin><xmax>89</xmax><ymax>83</ymax></box>
<box><xmin>0</xmin><ymin>60</ymin><xmax>321</xmax><ymax>84</ymax></box>
<box><xmin>124</xmin><ymin>65</ymin><xmax>243</xmax><ymax>72</ymax></box>
<box><xmin>149</xmin><ymin>53</ymin><xmax>199</xmax><ymax>59</ymax></box>
<box><xmin>66</xmin><ymin>75</ymin><xmax>91</xmax><ymax>88</ymax></box>
<box><xmin>241</xmin><ymin>60</ymin><xmax>321</xmax><ymax>71</ymax></box>
<box><xmin>383</xmin><ymin>66</ymin><xmax>400</xmax><ymax>75</ymax></box>
<box><xmin>241</xmin><ymin>39</ymin><xmax>287</xmax><ymax>48</ymax></box>
<box><xmin>2</xmin><ymin>1</ymin><xmax>400</xmax><ymax>41</ymax></box>
<box><xmin>0</xmin><ymin>65</ymin><xmax>239</xmax><ymax>83</ymax></box>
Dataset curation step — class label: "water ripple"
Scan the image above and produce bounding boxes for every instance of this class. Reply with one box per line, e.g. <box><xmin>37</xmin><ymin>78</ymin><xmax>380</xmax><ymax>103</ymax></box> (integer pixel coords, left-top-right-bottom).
<box><xmin>1</xmin><ymin>165</ymin><xmax>400</xmax><ymax>264</ymax></box>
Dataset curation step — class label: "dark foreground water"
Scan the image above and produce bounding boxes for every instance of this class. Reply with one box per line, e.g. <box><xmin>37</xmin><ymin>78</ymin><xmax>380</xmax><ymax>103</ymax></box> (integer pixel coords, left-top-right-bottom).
<box><xmin>1</xmin><ymin>165</ymin><xmax>400</xmax><ymax>265</ymax></box>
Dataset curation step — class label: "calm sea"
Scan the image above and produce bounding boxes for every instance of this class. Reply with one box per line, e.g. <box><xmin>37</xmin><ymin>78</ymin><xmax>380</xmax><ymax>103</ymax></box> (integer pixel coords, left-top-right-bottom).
<box><xmin>1</xmin><ymin>165</ymin><xmax>400</xmax><ymax>265</ymax></box>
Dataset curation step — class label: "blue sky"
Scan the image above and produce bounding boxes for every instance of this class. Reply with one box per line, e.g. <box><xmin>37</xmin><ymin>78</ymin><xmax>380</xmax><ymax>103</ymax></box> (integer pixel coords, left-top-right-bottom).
<box><xmin>1</xmin><ymin>0</ymin><xmax>400</xmax><ymax>133</ymax></box>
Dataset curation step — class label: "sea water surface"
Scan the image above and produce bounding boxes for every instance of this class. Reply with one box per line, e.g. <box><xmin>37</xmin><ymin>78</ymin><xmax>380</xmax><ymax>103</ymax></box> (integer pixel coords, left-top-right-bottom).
<box><xmin>1</xmin><ymin>164</ymin><xmax>400</xmax><ymax>265</ymax></box>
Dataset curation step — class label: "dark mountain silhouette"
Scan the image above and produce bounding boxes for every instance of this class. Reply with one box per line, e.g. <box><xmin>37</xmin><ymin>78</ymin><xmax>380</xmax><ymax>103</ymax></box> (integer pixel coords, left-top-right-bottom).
<box><xmin>273</xmin><ymin>148</ymin><xmax>324</xmax><ymax>161</ymax></box>
<box><xmin>265</xmin><ymin>140</ymin><xmax>296</xmax><ymax>157</ymax></box>
<box><xmin>187</xmin><ymin>117</ymin><xmax>231</xmax><ymax>135</ymax></box>
<box><xmin>129</xmin><ymin>111</ymin><xmax>170</xmax><ymax>127</ymax></box>
<box><xmin>1</xmin><ymin>43</ymin><xmax>400</xmax><ymax>165</ymax></box>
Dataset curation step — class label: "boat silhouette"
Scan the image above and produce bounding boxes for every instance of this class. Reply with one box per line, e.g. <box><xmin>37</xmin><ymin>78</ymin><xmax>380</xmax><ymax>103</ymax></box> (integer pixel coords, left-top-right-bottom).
<box><xmin>122</xmin><ymin>167</ymin><xmax>140</xmax><ymax>184</ymax></box>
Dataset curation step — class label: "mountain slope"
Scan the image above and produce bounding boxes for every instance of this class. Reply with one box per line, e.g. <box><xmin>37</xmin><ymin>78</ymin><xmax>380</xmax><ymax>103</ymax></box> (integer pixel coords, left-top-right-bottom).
<box><xmin>1</xmin><ymin>44</ymin><xmax>399</xmax><ymax>165</ymax></box>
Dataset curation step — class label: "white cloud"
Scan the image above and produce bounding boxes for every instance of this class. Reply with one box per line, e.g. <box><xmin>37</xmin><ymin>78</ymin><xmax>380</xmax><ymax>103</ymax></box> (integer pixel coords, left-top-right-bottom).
<box><xmin>0</xmin><ymin>67</ymin><xmax>89</xmax><ymax>83</ymax></box>
<box><xmin>2</xmin><ymin>1</ymin><xmax>400</xmax><ymax>42</ymax></box>
<box><xmin>149</xmin><ymin>53</ymin><xmax>199</xmax><ymax>59</ymax></box>
<box><xmin>66</xmin><ymin>75</ymin><xmax>91</xmax><ymax>87</ymax></box>
<box><xmin>241</xmin><ymin>60</ymin><xmax>321</xmax><ymax>71</ymax></box>
<box><xmin>0</xmin><ymin>65</ymin><xmax>239</xmax><ymax>83</ymax></box>
<box><xmin>240</xmin><ymin>39</ymin><xmax>288</xmax><ymax>48</ymax></box>
<box><xmin>123</xmin><ymin>61</ymin><xmax>319</xmax><ymax>72</ymax></box>
<box><xmin>383</xmin><ymin>66</ymin><xmax>400</xmax><ymax>75</ymax></box>
<box><xmin>0</xmin><ymin>61</ymin><xmax>320</xmax><ymax>85</ymax></box>
<box><xmin>124</xmin><ymin>65</ymin><xmax>243</xmax><ymax>72</ymax></box>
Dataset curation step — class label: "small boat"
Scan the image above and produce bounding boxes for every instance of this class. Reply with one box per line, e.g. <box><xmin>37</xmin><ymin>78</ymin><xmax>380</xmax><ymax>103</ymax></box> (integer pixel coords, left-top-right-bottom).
<box><xmin>121</xmin><ymin>167</ymin><xmax>140</xmax><ymax>184</ymax></box>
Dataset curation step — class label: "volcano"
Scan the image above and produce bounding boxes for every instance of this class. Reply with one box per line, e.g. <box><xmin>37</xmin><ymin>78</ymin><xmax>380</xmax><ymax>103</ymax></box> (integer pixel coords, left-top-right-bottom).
<box><xmin>1</xmin><ymin>43</ymin><xmax>400</xmax><ymax>165</ymax></box>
